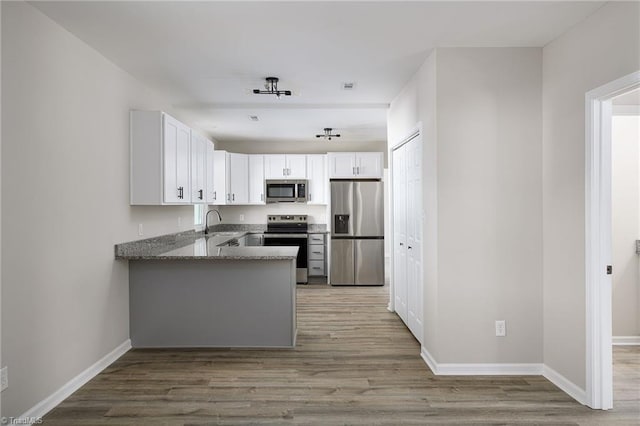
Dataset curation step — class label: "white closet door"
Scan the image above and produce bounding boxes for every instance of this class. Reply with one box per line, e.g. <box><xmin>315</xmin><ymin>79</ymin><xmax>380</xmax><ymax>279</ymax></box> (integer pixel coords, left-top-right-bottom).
<box><xmin>393</xmin><ymin>145</ymin><xmax>408</xmax><ymax>324</ymax></box>
<box><xmin>406</xmin><ymin>136</ymin><xmax>423</xmax><ymax>342</ymax></box>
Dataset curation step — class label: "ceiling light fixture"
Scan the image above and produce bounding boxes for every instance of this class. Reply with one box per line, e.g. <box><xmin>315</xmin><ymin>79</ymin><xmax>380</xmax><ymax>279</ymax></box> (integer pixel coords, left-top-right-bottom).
<box><xmin>316</xmin><ymin>128</ymin><xmax>341</xmax><ymax>141</ymax></box>
<box><xmin>253</xmin><ymin>77</ymin><xmax>292</xmax><ymax>99</ymax></box>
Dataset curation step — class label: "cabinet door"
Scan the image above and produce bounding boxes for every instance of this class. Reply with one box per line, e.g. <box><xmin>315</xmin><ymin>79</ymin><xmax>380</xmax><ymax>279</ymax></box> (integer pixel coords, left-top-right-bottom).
<box><xmin>306</xmin><ymin>154</ymin><xmax>326</xmax><ymax>204</ymax></box>
<box><xmin>229</xmin><ymin>153</ymin><xmax>249</xmax><ymax>204</ymax></box>
<box><xmin>163</xmin><ymin>114</ymin><xmax>191</xmax><ymax>204</ymax></box>
<box><xmin>190</xmin><ymin>132</ymin><xmax>207</xmax><ymax>204</ymax></box>
<box><xmin>212</xmin><ymin>150</ymin><xmax>228</xmax><ymax>205</ymax></box>
<box><xmin>356</xmin><ymin>152</ymin><xmax>383</xmax><ymax>178</ymax></box>
<box><xmin>328</xmin><ymin>152</ymin><xmax>356</xmax><ymax>178</ymax></box>
<box><xmin>205</xmin><ymin>142</ymin><xmax>216</xmax><ymax>203</ymax></box>
<box><xmin>286</xmin><ymin>155</ymin><xmax>307</xmax><ymax>179</ymax></box>
<box><xmin>248</xmin><ymin>155</ymin><xmax>265</xmax><ymax>204</ymax></box>
<box><xmin>264</xmin><ymin>155</ymin><xmax>287</xmax><ymax>179</ymax></box>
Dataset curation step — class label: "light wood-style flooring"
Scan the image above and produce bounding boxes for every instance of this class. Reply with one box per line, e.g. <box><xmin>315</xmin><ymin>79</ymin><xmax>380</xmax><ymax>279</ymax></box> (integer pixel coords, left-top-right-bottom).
<box><xmin>44</xmin><ymin>285</ymin><xmax>639</xmax><ymax>425</ymax></box>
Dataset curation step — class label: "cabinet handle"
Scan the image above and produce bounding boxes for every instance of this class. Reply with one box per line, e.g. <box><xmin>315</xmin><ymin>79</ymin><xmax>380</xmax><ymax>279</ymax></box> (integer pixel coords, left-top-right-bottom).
<box><xmin>408</xmin><ymin>246</ymin><xmax>413</xmax><ymax>250</ymax></box>
<box><xmin>213</xmin><ymin>191</ymin><xmax>217</xmax><ymax>200</ymax></box>
<box><xmin>312</xmin><ymin>267</ymin><xmax>322</xmax><ymax>270</ymax></box>
<box><xmin>178</xmin><ymin>186</ymin><xmax>184</xmax><ymax>199</ymax></box>
<box><xmin>283</xmin><ymin>168</ymin><xmax>286</xmax><ymax>176</ymax></box>
<box><xmin>227</xmin><ymin>193</ymin><xmax>231</xmax><ymax>201</ymax></box>
<box><xmin>399</xmin><ymin>242</ymin><xmax>404</xmax><ymax>246</ymax></box>
<box><xmin>353</xmin><ymin>167</ymin><xmax>356</xmax><ymax>175</ymax></box>
<box><xmin>357</xmin><ymin>166</ymin><xmax>360</xmax><ymax>175</ymax></box>
<box><xmin>232</xmin><ymin>193</ymin><xmax>235</xmax><ymax>201</ymax></box>
<box><xmin>198</xmin><ymin>189</ymin><xmax>203</xmax><ymax>200</ymax></box>
<box><xmin>313</xmin><ymin>251</ymin><xmax>322</xmax><ymax>254</ymax></box>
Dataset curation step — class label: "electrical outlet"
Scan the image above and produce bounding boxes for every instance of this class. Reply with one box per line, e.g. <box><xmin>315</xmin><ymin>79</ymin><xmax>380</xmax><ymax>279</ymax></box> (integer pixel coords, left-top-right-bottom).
<box><xmin>138</xmin><ymin>224</ymin><xmax>144</xmax><ymax>236</ymax></box>
<box><xmin>1</xmin><ymin>366</ymin><xmax>8</xmax><ymax>391</ymax></box>
<box><xmin>495</xmin><ymin>320</ymin><xmax>506</xmax><ymax>337</ymax></box>
<box><xmin>239</xmin><ymin>214</ymin><xmax>245</xmax><ymax>222</ymax></box>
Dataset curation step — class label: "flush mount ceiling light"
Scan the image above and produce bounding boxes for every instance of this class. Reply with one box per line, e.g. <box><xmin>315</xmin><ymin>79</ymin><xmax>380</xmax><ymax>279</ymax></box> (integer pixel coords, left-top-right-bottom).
<box><xmin>253</xmin><ymin>77</ymin><xmax>292</xmax><ymax>99</ymax></box>
<box><xmin>316</xmin><ymin>128</ymin><xmax>341</xmax><ymax>141</ymax></box>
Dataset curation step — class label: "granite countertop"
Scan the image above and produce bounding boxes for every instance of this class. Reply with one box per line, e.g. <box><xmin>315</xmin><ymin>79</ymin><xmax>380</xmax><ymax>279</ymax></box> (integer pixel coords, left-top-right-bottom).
<box><xmin>115</xmin><ymin>229</ymin><xmax>298</xmax><ymax>261</ymax></box>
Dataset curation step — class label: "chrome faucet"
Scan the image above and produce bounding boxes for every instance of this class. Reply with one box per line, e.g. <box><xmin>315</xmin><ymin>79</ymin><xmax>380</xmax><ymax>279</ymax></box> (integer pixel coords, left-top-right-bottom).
<box><xmin>204</xmin><ymin>209</ymin><xmax>222</xmax><ymax>234</ymax></box>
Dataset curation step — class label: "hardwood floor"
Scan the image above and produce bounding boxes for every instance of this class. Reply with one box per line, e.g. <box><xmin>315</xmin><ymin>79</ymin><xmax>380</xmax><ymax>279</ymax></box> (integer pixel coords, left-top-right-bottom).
<box><xmin>44</xmin><ymin>285</ymin><xmax>639</xmax><ymax>425</ymax></box>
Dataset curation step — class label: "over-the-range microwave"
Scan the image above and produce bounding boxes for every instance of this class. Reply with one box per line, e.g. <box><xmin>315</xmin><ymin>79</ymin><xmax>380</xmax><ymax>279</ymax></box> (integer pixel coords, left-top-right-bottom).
<box><xmin>265</xmin><ymin>179</ymin><xmax>308</xmax><ymax>203</ymax></box>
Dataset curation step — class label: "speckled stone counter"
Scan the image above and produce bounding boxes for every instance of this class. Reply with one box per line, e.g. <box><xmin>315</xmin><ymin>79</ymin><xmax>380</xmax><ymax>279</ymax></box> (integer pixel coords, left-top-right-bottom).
<box><xmin>115</xmin><ymin>230</ymin><xmax>297</xmax><ymax>260</ymax></box>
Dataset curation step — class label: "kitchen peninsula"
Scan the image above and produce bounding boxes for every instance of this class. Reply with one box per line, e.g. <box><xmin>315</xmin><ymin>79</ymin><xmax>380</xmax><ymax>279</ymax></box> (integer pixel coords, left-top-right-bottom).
<box><xmin>115</xmin><ymin>230</ymin><xmax>298</xmax><ymax>348</ymax></box>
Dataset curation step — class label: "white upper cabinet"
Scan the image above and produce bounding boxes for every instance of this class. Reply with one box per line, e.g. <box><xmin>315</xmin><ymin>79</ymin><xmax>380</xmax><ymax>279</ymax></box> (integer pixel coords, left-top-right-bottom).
<box><xmin>248</xmin><ymin>155</ymin><xmax>265</xmax><ymax>204</ymax></box>
<box><xmin>306</xmin><ymin>154</ymin><xmax>327</xmax><ymax>204</ymax></box>
<box><xmin>355</xmin><ymin>152</ymin><xmax>384</xmax><ymax>178</ymax></box>
<box><xmin>190</xmin><ymin>131</ymin><xmax>208</xmax><ymax>204</ymax></box>
<box><xmin>130</xmin><ymin>111</ymin><xmax>192</xmax><ymax>205</ymax></box>
<box><xmin>228</xmin><ymin>153</ymin><xmax>249</xmax><ymax>204</ymax></box>
<box><xmin>205</xmin><ymin>142</ymin><xmax>216</xmax><ymax>204</ymax></box>
<box><xmin>211</xmin><ymin>150</ymin><xmax>228</xmax><ymax>205</ymax></box>
<box><xmin>327</xmin><ymin>152</ymin><xmax>383</xmax><ymax>179</ymax></box>
<box><xmin>264</xmin><ymin>154</ymin><xmax>307</xmax><ymax>179</ymax></box>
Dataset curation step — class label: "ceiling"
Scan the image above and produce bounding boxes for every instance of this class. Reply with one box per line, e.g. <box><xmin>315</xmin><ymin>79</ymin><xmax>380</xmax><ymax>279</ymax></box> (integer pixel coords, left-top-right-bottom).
<box><xmin>31</xmin><ymin>1</ymin><xmax>605</xmax><ymax>146</ymax></box>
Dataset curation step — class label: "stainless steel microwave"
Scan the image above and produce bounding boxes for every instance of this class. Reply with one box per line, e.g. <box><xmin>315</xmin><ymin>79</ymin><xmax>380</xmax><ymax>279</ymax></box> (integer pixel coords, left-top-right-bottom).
<box><xmin>265</xmin><ymin>180</ymin><xmax>308</xmax><ymax>203</ymax></box>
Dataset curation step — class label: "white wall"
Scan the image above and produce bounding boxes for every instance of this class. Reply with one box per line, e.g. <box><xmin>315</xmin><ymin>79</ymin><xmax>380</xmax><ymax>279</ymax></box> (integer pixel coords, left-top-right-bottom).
<box><xmin>1</xmin><ymin>2</ymin><xmax>195</xmax><ymax>417</ymax></box>
<box><xmin>388</xmin><ymin>51</ymin><xmax>439</xmax><ymax>357</ymax></box>
<box><xmin>388</xmin><ymin>47</ymin><xmax>543</xmax><ymax>364</ymax></box>
<box><xmin>542</xmin><ymin>1</ymin><xmax>640</xmax><ymax>389</ymax></box>
<box><xmin>611</xmin><ymin>113</ymin><xmax>640</xmax><ymax>337</ymax></box>
<box><xmin>436</xmin><ymin>48</ymin><xmax>543</xmax><ymax>363</ymax></box>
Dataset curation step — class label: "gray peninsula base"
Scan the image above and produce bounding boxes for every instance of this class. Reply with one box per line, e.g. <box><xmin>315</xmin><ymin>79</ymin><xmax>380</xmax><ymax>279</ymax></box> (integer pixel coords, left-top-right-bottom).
<box><xmin>129</xmin><ymin>259</ymin><xmax>297</xmax><ymax>348</ymax></box>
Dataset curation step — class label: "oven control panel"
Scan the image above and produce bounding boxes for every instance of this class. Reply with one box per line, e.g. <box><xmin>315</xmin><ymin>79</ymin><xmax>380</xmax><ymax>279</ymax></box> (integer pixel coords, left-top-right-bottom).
<box><xmin>267</xmin><ymin>215</ymin><xmax>308</xmax><ymax>223</ymax></box>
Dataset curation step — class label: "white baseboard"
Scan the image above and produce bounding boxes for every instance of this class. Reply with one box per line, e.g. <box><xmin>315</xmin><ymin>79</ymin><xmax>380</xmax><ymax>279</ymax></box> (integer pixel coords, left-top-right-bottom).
<box><xmin>613</xmin><ymin>335</ymin><xmax>640</xmax><ymax>346</ymax></box>
<box><xmin>19</xmin><ymin>339</ymin><xmax>131</xmax><ymax>424</ymax></box>
<box><xmin>542</xmin><ymin>364</ymin><xmax>586</xmax><ymax>405</ymax></box>
<box><xmin>419</xmin><ymin>347</ymin><xmax>585</xmax><ymax>405</ymax></box>
<box><xmin>420</xmin><ymin>346</ymin><xmax>438</xmax><ymax>374</ymax></box>
<box><xmin>420</xmin><ymin>346</ymin><xmax>542</xmax><ymax>375</ymax></box>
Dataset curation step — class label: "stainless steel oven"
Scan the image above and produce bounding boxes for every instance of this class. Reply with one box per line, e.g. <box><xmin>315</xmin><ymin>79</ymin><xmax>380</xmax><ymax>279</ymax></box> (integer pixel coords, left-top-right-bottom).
<box><xmin>264</xmin><ymin>215</ymin><xmax>309</xmax><ymax>283</ymax></box>
<box><xmin>265</xmin><ymin>180</ymin><xmax>308</xmax><ymax>203</ymax></box>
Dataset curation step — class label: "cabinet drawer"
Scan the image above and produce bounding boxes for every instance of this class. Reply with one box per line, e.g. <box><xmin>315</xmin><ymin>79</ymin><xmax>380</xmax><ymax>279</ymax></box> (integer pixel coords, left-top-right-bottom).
<box><xmin>308</xmin><ymin>260</ymin><xmax>325</xmax><ymax>276</ymax></box>
<box><xmin>308</xmin><ymin>246</ymin><xmax>325</xmax><ymax>260</ymax></box>
<box><xmin>308</xmin><ymin>234</ymin><xmax>325</xmax><ymax>244</ymax></box>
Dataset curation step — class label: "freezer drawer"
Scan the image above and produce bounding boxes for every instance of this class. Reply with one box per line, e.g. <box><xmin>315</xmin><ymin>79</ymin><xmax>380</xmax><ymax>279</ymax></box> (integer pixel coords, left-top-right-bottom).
<box><xmin>330</xmin><ymin>239</ymin><xmax>354</xmax><ymax>285</ymax></box>
<box><xmin>355</xmin><ymin>239</ymin><xmax>384</xmax><ymax>285</ymax></box>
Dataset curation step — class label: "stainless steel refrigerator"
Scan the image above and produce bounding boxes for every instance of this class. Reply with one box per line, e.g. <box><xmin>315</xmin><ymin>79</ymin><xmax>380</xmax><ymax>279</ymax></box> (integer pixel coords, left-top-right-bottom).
<box><xmin>330</xmin><ymin>181</ymin><xmax>384</xmax><ymax>286</ymax></box>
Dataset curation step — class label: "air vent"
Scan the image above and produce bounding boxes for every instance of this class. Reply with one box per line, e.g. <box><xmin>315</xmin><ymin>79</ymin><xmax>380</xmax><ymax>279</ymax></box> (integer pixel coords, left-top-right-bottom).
<box><xmin>248</xmin><ymin>115</ymin><xmax>259</xmax><ymax>121</ymax></box>
<box><xmin>342</xmin><ymin>82</ymin><xmax>356</xmax><ymax>90</ymax></box>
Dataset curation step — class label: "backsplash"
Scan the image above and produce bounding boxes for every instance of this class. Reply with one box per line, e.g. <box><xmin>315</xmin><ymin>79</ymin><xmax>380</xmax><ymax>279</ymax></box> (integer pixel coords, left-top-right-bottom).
<box><xmin>217</xmin><ymin>204</ymin><xmax>328</xmax><ymax>224</ymax></box>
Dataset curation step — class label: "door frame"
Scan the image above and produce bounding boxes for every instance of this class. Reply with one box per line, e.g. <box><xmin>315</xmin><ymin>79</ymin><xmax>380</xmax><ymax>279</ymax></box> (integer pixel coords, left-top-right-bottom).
<box><xmin>585</xmin><ymin>70</ymin><xmax>640</xmax><ymax>410</ymax></box>
<box><xmin>388</xmin><ymin>124</ymin><xmax>421</xmax><ymax>313</ymax></box>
